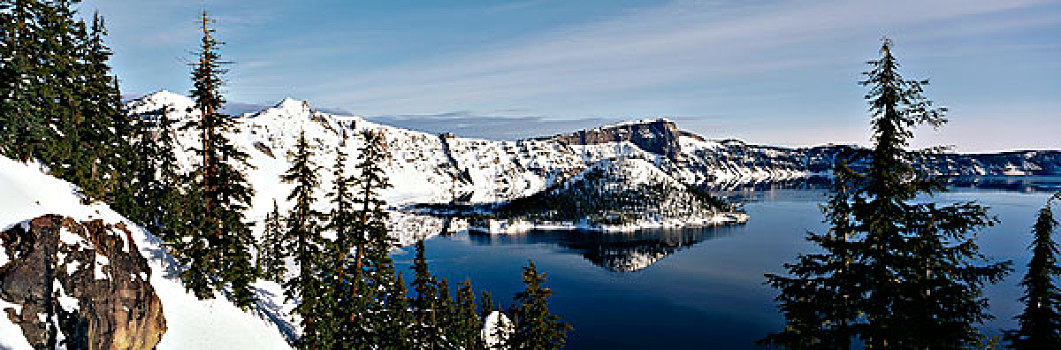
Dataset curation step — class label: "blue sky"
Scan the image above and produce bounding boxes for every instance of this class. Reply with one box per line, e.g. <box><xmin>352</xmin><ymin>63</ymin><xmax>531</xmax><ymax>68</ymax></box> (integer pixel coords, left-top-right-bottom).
<box><xmin>77</xmin><ymin>0</ymin><xmax>1060</xmax><ymax>152</ymax></box>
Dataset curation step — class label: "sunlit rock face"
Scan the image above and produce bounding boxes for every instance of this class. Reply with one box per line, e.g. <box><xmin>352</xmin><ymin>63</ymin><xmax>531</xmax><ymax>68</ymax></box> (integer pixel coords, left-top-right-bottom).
<box><xmin>543</xmin><ymin>119</ymin><xmax>684</xmax><ymax>160</ymax></box>
<box><xmin>0</xmin><ymin>215</ymin><xmax>166</xmax><ymax>350</ymax></box>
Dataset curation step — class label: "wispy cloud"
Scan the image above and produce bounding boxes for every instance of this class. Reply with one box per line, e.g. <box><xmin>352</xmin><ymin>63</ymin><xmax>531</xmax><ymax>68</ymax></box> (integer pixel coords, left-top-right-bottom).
<box><xmin>309</xmin><ymin>0</ymin><xmax>1051</xmax><ymax>115</ymax></box>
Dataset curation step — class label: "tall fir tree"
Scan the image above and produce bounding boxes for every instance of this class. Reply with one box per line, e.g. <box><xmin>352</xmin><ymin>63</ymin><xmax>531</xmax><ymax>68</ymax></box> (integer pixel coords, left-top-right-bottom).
<box><xmin>763</xmin><ymin>38</ymin><xmax>1011</xmax><ymax>349</ymax></box>
<box><xmin>510</xmin><ymin>260</ymin><xmax>570</xmax><ymax>350</ymax></box>
<box><xmin>323</xmin><ymin>133</ymin><xmax>377</xmax><ymax>348</ymax></box>
<box><xmin>151</xmin><ymin>109</ymin><xmax>187</xmax><ymax>245</ymax></box>
<box><xmin>348</xmin><ymin>129</ymin><xmax>415</xmax><ymax>349</ymax></box>
<box><xmin>0</xmin><ymin>1</ymin><xmax>134</xmax><ymax>208</ymax></box>
<box><xmin>178</xmin><ymin>11</ymin><xmax>257</xmax><ymax>308</ymax></box>
<box><xmin>760</xmin><ymin>162</ymin><xmax>863</xmax><ymax>348</ymax></box>
<box><xmin>410</xmin><ymin>239</ymin><xmax>447</xmax><ymax>348</ymax></box>
<box><xmin>349</xmin><ymin>129</ymin><xmax>390</xmax><ymax>295</ymax></box>
<box><xmin>258</xmin><ymin>199</ymin><xmax>286</xmax><ymax>282</ymax></box>
<box><xmin>74</xmin><ymin>12</ymin><xmax>131</xmax><ymax>205</ymax></box>
<box><xmin>280</xmin><ymin>129</ymin><xmax>326</xmax><ymax>348</ymax></box>
<box><xmin>1004</xmin><ymin>193</ymin><xmax>1061</xmax><ymax>349</ymax></box>
<box><xmin>454</xmin><ymin>279</ymin><xmax>487</xmax><ymax>350</ymax></box>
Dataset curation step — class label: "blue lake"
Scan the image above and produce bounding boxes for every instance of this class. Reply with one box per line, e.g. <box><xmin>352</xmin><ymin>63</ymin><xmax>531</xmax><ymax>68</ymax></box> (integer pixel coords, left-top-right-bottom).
<box><xmin>394</xmin><ymin>181</ymin><xmax>1059</xmax><ymax>349</ymax></box>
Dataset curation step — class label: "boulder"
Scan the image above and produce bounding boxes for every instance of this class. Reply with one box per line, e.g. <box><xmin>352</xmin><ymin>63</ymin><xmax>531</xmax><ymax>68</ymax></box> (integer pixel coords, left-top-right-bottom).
<box><xmin>0</xmin><ymin>215</ymin><xmax>166</xmax><ymax>350</ymax></box>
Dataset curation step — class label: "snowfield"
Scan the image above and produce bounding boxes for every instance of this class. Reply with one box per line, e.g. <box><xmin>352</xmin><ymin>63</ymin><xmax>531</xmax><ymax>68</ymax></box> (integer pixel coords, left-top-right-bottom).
<box><xmin>0</xmin><ymin>156</ymin><xmax>293</xmax><ymax>350</ymax></box>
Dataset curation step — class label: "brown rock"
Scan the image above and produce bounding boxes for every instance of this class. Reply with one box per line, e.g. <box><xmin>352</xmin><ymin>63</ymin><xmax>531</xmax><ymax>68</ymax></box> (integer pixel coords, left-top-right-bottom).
<box><xmin>0</xmin><ymin>215</ymin><xmax>166</xmax><ymax>350</ymax></box>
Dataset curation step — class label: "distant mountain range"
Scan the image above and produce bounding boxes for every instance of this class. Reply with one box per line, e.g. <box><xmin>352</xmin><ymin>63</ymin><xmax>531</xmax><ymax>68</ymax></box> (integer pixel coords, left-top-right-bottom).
<box><xmin>126</xmin><ymin>90</ymin><xmax>1061</xmax><ymax>240</ymax></box>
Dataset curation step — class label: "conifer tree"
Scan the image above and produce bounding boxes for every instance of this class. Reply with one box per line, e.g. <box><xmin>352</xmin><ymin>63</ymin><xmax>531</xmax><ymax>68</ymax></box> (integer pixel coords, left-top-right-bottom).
<box><xmin>411</xmin><ymin>239</ymin><xmax>447</xmax><ymax>348</ymax></box>
<box><xmin>280</xmin><ymin>129</ymin><xmax>325</xmax><ymax>348</ymax></box>
<box><xmin>454</xmin><ymin>279</ymin><xmax>486</xmax><ymax>350</ymax></box>
<box><xmin>763</xmin><ymin>38</ymin><xmax>1011</xmax><ymax>349</ymax></box>
<box><xmin>323</xmin><ymin>133</ymin><xmax>377</xmax><ymax>348</ymax></box>
<box><xmin>1005</xmin><ymin>194</ymin><xmax>1061</xmax><ymax>349</ymax></box>
<box><xmin>258</xmin><ymin>199</ymin><xmax>286</xmax><ymax>281</ymax></box>
<box><xmin>178</xmin><ymin>11</ymin><xmax>257</xmax><ymax>308</ymax></box>
<box><xmin>349</xmin><ymin>129</ymin><xmax>391</xmax><ymax>294</ymax></box>
<box><xmin>510</xmin><ymin>260</ymin><xmax>570</xmax><ymax>350</ymax></box>
<box><xmin>76</xmin><ymin>12</ymin><xmax>130</xmax><ymax>205</ymax></box>
<box><xmin>760</xmin><ymin>163</ymin><xmax>862</xmax><ymax>348</ymax></box>
<box><xmin>151</xmin><ymin>110</ymin><xmax>187</xmax><ymax>244</ymax></box>
<box><xmin>0</xmin><ymin>0</ymin><xmax>131</xmax><ymax>198</ymax></box>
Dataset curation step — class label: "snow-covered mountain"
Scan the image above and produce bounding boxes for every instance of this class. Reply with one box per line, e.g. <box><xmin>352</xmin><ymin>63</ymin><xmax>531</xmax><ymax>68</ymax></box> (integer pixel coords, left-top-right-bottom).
<box><xmin>126</xmin><ymin>90</ymin><xmax>1061</xmax><ymax>241</ymax></box>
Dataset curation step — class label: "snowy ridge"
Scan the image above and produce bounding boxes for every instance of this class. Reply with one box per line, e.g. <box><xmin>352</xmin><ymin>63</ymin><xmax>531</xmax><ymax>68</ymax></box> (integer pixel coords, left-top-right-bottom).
<box><xmin>126</xmin><ymin>91</ymin><xmax>1060</xmax><ymax>242</ymax></box>
<box><xmin>0</xmin><ymin>156</ymin><xmax>293</xmax><ymax>349</ymax></box>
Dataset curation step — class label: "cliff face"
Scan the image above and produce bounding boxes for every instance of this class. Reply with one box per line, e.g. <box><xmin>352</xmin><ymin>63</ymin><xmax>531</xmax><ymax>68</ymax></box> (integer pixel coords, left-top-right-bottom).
<box><xmin>544</xmin><ymin>119</ymin><xmax>684</xmax><ymax>160</ymax></box>
<box><xmin>0</xmin><ymin>215</ymin><xmax>166</xmax><ymax>350</ymax></box>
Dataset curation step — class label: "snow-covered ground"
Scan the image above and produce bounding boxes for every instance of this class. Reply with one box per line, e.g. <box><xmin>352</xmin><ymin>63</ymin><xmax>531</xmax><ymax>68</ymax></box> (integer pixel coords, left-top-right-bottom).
<box><xmin>0</xmin><ymin>156</ymin><xmax>293</xmax><ymax>350</ymax></box>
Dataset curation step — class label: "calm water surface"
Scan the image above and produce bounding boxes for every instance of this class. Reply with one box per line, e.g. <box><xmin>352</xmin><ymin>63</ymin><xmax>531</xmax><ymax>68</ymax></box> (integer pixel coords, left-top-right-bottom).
<box><xmin>394</xmin><ymin>182</ymin><xmax>1058</xmax><ymax>349</ymax></box>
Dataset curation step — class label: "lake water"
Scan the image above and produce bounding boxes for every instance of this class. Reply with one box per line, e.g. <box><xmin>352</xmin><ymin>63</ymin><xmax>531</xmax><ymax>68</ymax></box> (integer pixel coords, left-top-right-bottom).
<box><xmin>394</xmin><ymin>179</ymin><xmax>1060</xmax><ymax>349</ymax></box>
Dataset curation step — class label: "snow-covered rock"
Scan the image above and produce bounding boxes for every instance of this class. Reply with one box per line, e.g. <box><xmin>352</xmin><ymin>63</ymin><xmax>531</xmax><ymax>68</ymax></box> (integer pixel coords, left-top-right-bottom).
<box><xmin>481</xmin><ymin>310</ymin><xmax>512</xmax><ymax>348</ymax></box>
<box><xmin>0</xmin><ymin>156</ymin><xmax>292</xmax><ymax>349</ymax></box>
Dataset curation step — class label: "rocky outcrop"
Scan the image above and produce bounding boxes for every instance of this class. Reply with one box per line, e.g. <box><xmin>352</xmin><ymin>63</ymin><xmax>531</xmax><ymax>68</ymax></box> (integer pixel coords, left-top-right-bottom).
<box><xmin>0</xmin><ymin>215</ymin><xmax>166</xmax><ymax>350</ymax></box>
<box><xmin>544</xmin><ymin>119</ymin><xmax>684</xmax><ymax>160</ymax></box>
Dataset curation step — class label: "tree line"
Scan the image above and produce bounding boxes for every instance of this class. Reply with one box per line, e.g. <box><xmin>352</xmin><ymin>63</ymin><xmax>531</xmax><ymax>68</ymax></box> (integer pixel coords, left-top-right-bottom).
<box><xmin>763</xmin><ymin>39</ymin><xmax>1061</xmax><ymax>349</ymax></box>
<box><xmin>2</xmin><ymin>2</ymin><xmax>570</xmax><ymax>348</ymax></box>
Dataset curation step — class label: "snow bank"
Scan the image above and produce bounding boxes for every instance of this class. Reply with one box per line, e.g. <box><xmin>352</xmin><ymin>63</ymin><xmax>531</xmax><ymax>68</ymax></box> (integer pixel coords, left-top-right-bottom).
<box><xmin>0</xmin><ymin>156</ymin><xmax>292</xmax><ymax>349</ymax></box>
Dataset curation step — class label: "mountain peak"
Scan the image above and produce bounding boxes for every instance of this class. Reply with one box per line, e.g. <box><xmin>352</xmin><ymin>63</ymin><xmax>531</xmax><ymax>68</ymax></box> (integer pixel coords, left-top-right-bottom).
<box><xmin>128</xmin><ymin>90</ymin><xmax>196</xmax><ymax>116</ymax></box>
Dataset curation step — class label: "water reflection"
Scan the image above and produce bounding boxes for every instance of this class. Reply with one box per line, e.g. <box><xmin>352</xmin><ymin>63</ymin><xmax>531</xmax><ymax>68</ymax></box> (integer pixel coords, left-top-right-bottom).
<box><xmin>464</xmin><ymin>226</ymin><xmax>741</xmax><ymax>272</ymax></box>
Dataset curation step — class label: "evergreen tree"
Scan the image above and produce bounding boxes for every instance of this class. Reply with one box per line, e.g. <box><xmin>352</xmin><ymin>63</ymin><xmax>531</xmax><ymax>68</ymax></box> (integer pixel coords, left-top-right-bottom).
<box><xmin>258</xmin><ymin>199</ymin><xmax>286</xmax><ymax>281</ymax></box>
<box><xmin>760</xmin><ymin>163</ymin><xmax>863</xmax><ymax>349</ymax></box>
<box><xmin>177</xmin><ymin>11</ymin><xmax>257</xmax><ymax>308</ymax></box>
<box><xmin>0</xmin><ymin>1</ymin><xmax>133</xmax><ymax>207</ymax></box>
<box><xmin>75</xmin><ymin>12</ymin><xmax>131</xmax><ymax>205</ymax></box>
<box><xmin>763</xmin><ymin>38</ymin><xmax>1011</xmax><ymax>349</ymax></box>
<box><xmin>349</xmin><ymin>129</ymin><xmax>390</xmax><ymax>296</ymax></box>
<box><xmin>280</xmin><ymin>129</ymin><xmax>326</xmax><ymax>348</ymax></box>
<box><xmin>411</xmin><ymin>239</ymin><xmax>447</xmax><ymax>348</ymax></box>
<box><xmin>0</xmin><ymin>0</ymin><xmax>44</xmax><ymax>161</ymax></box>
<box><xmin>151</xmin><ymin>110</ymin><xmax>187</xmax><ymax>245</ymax></box>
<box><xmin>510</xmin><ymin>260</ymin><xmax>570</xmax><ymax>350</ymax></box>
<box><xmin>1004</xmin><ymin>194</ymin><xmax>1061</xmax><ymax>349</ymax></box>
<box><xmin>454</xmin><ymin>279</ymin><xmax>486</xmax><ymax>350</ymax></box>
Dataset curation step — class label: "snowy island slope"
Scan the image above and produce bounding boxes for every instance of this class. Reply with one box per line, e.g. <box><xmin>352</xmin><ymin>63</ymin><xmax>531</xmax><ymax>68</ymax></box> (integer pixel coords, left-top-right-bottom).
<box><xmin>452</xmin><ymin>158</ymin><xmax>749</xmax><ymax>233</ymax></box>
<box><xmin>0</xmin><ymin>156</ymin><xmax>292</xmax><ymax>350</ymax></box>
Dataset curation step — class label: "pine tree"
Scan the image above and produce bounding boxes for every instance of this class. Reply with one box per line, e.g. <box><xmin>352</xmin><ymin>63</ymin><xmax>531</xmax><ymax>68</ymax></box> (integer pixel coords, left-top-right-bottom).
<box><xmin>75</xmin><ymin>12</ymin><xmax>130</xmax><ymax>205</ymax></box>
<box><xmin>760</xmin><ymin>163</ymin><xmax>862</xmax><ymax>348</ymax></box>
<box><xmin>454</xmin><ymin>279</ymin><xmax>486</xmax><ymax>350</ymax></box>
<box><xmin>323</xmin><ymin>133</ymin><xmax>377</xmax><ymax>348</ymax></box>
<box><xmin>258</xmin><ymin>199</ymin><xmax>286</xmax><ymax>282</ymax></box>
<box><xmin>0</xmin><ymin>0</ymin><xmax>40</xmax><ymax>160</ymax></box>
<box><xmin>359</xmin><ymin>173</ymin><xmax>410</xmax><ymax>349</ymax></box>
<box><xmin>152</xmin><ymin>109</ymin><xmax>186</xmax><ymax>244</ymax></box>
<box><xmin>349</xmin><ymin>129</ymin><xmax>391</xmax><ymax>296</ymax></box>
<box><xmin>1004</xmin><ymin>194</ymin><xmax>1061</xmax><ymax>349</ymax></box>
<box><xmin>280</xmin><ymin>129</ymin><xmax>326</xmax><ymax>348</ymax></box>
<box><xmin>411</xmin><ymin>239</ymin><xmax>446</xmax><ymax>348</ymax></box>
<box><xmin>510</xmin><ymin>260</ymin><xmax>570</xmax><ymax>350</ymax></box>
<box><xmin>178</xmin><ymin>11</ymin><xmax>257</xmax><ymax>308</ymax></box>
<box><xmin>763</xmin><ymin>38</ymin><xmax>1011</xmax><ymax>349</ymax></box>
